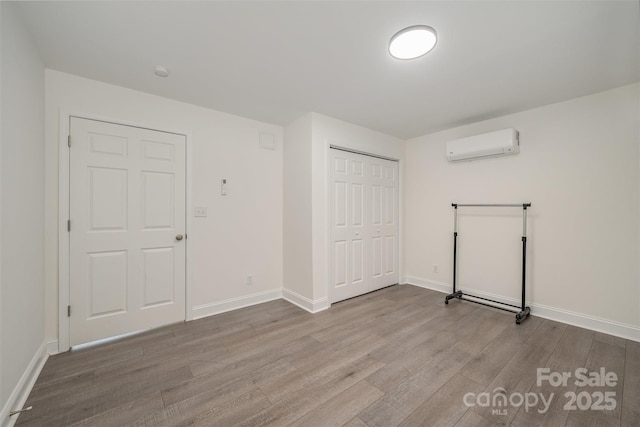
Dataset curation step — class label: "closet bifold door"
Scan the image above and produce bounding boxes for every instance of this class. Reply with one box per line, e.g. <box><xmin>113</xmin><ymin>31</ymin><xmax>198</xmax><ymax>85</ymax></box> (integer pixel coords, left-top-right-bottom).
<box><xmin>329</xmin><ymin>149</ymin><xmax>399</xmax><ymax>303</ymax></box>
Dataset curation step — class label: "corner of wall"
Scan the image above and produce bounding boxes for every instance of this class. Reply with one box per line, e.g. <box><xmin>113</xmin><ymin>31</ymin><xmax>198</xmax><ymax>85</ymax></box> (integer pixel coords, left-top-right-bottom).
<box><xmin>282</xmin><ymin>288</ymin><xmax>329</xmax><ymax>313</ymax></box>
<box><xmin>282</xmin><ymin>113</ymin><xmax>314</xmax><ymax>301</ymax></box>
<box><xmin>0</xmin><ymin>341</ymin><xmax>48</xmax><ymax>427</ymax></box>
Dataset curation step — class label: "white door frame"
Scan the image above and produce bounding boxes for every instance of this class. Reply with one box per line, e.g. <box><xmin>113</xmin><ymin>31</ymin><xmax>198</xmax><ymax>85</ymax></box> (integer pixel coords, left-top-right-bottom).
<box><xmin>58</xmin><ymin>111</ymin><xmax>193</xmax><ymax>352</ymax></box>
<box><xmin>327</xmin><ymin>144</ymin><xmax>401</xmax><ymax>305</ymax></box>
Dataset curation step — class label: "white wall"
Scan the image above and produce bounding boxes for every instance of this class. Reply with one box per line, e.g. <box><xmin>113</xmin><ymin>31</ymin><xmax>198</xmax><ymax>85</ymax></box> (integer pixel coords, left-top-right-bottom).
<box><xmin>0</xmin><ymin>2</ymin><xmax>47</xmax><ymax>423</ymax></box>
<box><xmin>45</xmin><ymin>70</ymin><xmax>283</xmax><ymax>345</ymax></box>
<box><xmin>283</xmin><ymin>114</ymin><xmax>313</xmax><ymax>300</ymax></box>
<box><xmin>404</xmin><ymin>83</ymin><xmax>640</xmax><ymax>340</ymax></box>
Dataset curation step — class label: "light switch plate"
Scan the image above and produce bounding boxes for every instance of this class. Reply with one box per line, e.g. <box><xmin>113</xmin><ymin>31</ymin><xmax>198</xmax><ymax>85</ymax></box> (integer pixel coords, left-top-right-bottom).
<box><xmin>194</xmin><ymin>207</ymin><xmax>207</xmax><ymax>217</ymax></box>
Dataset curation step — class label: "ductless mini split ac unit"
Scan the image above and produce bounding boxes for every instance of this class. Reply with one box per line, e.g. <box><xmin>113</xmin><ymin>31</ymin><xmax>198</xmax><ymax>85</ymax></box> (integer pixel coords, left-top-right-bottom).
<box><xmin>446</xmin><ymin>128</ymin><xmax>519</xmax><ymax>162</ymax></box>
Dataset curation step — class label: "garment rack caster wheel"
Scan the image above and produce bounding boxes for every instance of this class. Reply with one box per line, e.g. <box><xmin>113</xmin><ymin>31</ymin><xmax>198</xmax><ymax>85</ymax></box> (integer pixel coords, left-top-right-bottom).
<box><xmin>445</xmin><ymin>299</ymin><xmax>449</xmax><ymax>305</ymax></box>
<box><xmin>515</xmin><ymin>307</ymin><xmax>531</xmax><ymax>325</ymax></box>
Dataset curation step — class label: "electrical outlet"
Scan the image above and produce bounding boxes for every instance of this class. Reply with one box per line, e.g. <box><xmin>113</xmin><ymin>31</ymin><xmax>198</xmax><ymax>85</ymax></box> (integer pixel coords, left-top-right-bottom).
<box><xmin>246</xmin><ymin>274</ymin><xmax>253</xmax><ymax>285</ymax></box>
<box><xmin>433</xmin><ymin>264</ymin><xmax>439</xmax><ymax>274</ymax></box>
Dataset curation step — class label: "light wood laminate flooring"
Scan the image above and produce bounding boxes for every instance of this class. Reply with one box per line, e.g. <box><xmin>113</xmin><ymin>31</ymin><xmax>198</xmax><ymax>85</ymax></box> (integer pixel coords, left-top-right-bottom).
<box><xmin>16</xmin><ymin>285</ymin><xmax>640</xmax><ymax>426</ymax></box>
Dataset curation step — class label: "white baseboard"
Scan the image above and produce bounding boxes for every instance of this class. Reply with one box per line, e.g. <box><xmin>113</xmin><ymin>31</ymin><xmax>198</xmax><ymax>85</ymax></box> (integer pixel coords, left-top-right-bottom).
<box><xmin>405</xmin><ymin>276</ymin><xmax>640</xmax><ymax>342</ymax></box>
<box><xmin>1</xmin><ymin>341</ymin><xmax>49</xmax><ymax>427</ymax></box>
<box><xmin>282</xmin><ymin>288</ymin><xmax>329</xmax><ymax>313</ymax></box>
<box><xmin>405</xmin><ymin>276</ymin><xmax>451</xmax><ymax>294</ymax></box>
<box><xmin>46</xmin><ymin>340</ymin><xmax>59</xmax><ymax>356</ymax></box>
<box><xmin>191</xmin><ymin>288</ymin><xmax>283</xmax><ymax>320</ymax></box>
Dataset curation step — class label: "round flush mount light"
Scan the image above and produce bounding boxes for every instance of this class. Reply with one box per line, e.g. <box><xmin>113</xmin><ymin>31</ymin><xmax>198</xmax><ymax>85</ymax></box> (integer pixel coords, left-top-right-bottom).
<box><xmin>154</xmin><ymin>65</ymin><xmax>169</xmax><ymax>77</ymax></box>
<box><xmin>389</xmin><ymin>25</ymin><xmax>437</xmax><ymax>60</ymax></box>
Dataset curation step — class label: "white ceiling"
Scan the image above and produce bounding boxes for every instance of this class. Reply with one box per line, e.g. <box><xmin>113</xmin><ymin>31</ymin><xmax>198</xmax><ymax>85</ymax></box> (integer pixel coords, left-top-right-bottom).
<box><xmin>12</xmin><ymin>1</ymin><xmax>640</xmax><ymax>139</ymax></box>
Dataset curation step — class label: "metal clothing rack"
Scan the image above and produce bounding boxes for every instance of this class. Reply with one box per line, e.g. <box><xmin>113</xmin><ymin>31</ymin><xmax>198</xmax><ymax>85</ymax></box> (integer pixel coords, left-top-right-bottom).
<box><xmin>445</xmin><ymin>203</ymin><xmax>532</xmax><ymax>324</ymax></box>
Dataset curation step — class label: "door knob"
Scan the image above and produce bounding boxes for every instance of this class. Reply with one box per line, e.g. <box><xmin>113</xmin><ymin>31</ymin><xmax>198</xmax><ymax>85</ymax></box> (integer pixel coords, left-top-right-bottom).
<box><xmin>175</xmin><ymin>234</ymin><xmax>184</xmax><ymax>241</ymax></box>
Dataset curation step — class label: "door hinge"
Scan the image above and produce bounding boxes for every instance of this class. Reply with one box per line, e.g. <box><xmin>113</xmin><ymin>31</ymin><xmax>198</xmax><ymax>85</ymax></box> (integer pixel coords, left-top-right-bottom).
<box><xmin>67</xmin><ymin>305</ymin><xmax>71</xmax><ymax>317</ymax></box>
<box><xmin>67</xmin><ymin>219</ymin><xmax>71</xmax><ymax>232</ymax></box>
<box><xmin>67</xmin><ymin>135</ymin><xmax>71</xmax><ymax>147</ymax></box>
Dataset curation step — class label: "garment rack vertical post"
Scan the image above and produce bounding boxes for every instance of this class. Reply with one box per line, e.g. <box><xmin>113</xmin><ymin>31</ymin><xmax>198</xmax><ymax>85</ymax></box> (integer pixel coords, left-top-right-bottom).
<box><xmin>445</xmin><ymin>203</ymin><xmax>532</xmax><ymax>324</ymax></box>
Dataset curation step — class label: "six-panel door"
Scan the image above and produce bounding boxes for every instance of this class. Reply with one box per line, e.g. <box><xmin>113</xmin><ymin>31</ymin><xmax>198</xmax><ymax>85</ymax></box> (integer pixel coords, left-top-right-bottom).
<box><xmin>69</xmin><ymin>117</ymin><xmax>186</xmax><ymax>346</ymax></box>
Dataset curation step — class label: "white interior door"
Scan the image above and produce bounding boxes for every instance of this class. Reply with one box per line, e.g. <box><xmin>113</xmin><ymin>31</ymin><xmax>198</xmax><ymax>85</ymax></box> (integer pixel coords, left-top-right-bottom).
<box><xmin>69</xmin><ymin>117</ymin><xmax>186</xmax><ymax>346</ymax></box>
<box><xmin>330</xmin><ymin>149</ymin><xmax>399</xmax><ymax>303</ymax></box>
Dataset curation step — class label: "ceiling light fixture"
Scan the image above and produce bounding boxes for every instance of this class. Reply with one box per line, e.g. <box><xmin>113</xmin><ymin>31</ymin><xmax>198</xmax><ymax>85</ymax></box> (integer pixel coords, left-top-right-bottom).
<box><xmin>389</xmin><ymin>25</ymin><xmax>437</xmax><ymax>60</ymax></box>
<box><xmin>154</xmin><ymin>66</ymin><xmax>169</xmax><ymax>77</ymax></box>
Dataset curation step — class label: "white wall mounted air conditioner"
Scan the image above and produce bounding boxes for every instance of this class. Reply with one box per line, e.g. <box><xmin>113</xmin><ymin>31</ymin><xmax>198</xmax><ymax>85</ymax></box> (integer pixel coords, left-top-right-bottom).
<box><xmin>446</xmin><ymin>128</ymin><xmax>519</xmax><ymax>162</ymax></box>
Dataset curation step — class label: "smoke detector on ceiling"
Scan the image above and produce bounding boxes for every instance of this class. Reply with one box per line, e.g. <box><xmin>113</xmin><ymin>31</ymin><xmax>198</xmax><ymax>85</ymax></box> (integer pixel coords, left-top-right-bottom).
<box><xmin>154</xmin><ymin>66</ymin><xmax>169</xmax><ymax>77</ymax></box>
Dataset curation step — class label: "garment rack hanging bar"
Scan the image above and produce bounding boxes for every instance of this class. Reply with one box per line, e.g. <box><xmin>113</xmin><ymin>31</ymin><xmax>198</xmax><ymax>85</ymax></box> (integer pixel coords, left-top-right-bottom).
<box><xmin>445</xmin><ymin>202</ymin><xmax>532</xmax><ymax>324</ymax></box>
<box><xmin>451</xmin><ymin>203</ymin><xmax>531</xmax><ymax>208</ymax></box>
